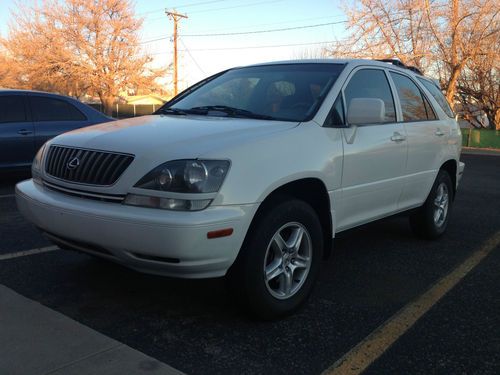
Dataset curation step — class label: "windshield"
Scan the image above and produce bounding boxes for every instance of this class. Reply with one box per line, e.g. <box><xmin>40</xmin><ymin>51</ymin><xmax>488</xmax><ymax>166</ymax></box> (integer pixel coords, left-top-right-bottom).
<box><xmin>160</xmin><ymin>63</ymin><xmax>345</xmax><ymax>122</ymax></box>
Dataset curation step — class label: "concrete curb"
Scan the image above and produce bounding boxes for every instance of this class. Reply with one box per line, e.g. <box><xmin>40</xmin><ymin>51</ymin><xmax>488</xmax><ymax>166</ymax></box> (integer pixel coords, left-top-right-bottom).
<box><xmin>0</xmin><ymin>285</ymin><xmax>184</xmax><ymax>375</ymax></box>
<box><xmin>462</xmin><ymin>147</ymin><xmax>500</xmax><ymax>156</ymax></box>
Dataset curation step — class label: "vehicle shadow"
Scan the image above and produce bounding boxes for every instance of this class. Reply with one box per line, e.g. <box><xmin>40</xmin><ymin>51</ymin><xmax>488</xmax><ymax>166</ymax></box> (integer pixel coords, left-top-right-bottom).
<box><xmin>0</xmin><ymin>170</ymin><xmax>31</xmax><ymax>194</ymax></box>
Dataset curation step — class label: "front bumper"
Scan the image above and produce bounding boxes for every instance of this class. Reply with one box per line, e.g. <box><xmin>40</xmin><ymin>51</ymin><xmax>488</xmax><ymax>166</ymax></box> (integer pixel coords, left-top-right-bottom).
<box><xmin>16</xmin><ymin>179</ymin><xmax>257</xmax><ymax>278</ymax></box>
<box><xmin>458</xmin><ymin>161</ymin><xmax>465</xmax><ymax>183</ymax></box>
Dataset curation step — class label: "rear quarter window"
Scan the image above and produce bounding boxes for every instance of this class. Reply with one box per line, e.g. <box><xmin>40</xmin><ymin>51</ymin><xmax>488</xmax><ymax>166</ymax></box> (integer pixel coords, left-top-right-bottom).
<box><xmin>417</xmin><ymin>78</ymin><xmax>455</xmax><ymax>118</ymax></box>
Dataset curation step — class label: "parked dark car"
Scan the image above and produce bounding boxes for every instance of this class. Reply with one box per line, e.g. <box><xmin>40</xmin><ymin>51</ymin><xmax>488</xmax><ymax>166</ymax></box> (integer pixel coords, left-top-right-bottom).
<box><xmin>0</xmin><ymin>90</ymin><xmax>113</xmax><ymax>170</ymax></box>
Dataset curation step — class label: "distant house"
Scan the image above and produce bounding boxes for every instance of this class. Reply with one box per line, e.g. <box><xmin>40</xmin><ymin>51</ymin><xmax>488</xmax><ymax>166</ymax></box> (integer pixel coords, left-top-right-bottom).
<box><xmin>123</xmin><ymin>95</ymin><xmax>168</xmax><ymax>106</ymax></box>
<box><xmin>455</xmin><ymin>103</ymin><xmax>490</xmax><ymax>129</ymax></box>
<box><xmin>83</xmin><ymin>94</ymin><xmax>171</xmax><ymax>118</ymax></box>
<box><xmin>115</xmin><ymin>94</ymin><xmax>170</xmax><ymax>117</ymax></box>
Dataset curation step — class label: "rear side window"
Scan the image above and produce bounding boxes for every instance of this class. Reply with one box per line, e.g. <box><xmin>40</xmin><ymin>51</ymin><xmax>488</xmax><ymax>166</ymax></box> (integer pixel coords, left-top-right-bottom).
<box><xmin>390</xmin><ymin>72</ymin><xmax>435</xmax><ymax>121</ymax></box>
<box><xmin>417</xmin><ymin>78</ymin><xmax>455</xmax><ymax>118</ymax></box>
<box><xmin>30</xmin><ymin>96</ymin><xmax>87</xmax><ymax>121</ymax></box>
<box><xmin>0</xmin><ymin>96</ymin><xmax>27</xmax><ymax>123</ymax></box>
<box><xmin>344</xmin><ymin>69</ymin><xmax>396</xmax><ymax>123</ymax></box>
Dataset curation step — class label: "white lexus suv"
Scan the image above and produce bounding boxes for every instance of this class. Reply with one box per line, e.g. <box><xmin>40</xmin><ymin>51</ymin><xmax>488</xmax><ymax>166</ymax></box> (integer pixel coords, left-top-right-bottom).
<box><xmin>16</xmin><ymin>59</ymin><xmax>465</xmax><ymax>318</ymax></box>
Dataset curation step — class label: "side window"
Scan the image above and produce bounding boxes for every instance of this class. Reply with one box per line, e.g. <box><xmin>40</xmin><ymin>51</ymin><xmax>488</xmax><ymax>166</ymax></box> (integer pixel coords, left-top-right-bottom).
<box><xmin>390</xmin><ymin>72</ymin><xmax>430</xmax><ymax>121</ymax></box>
<box><xmin>30</xmin><ymin>96</ymin><xmax>87</xmax><ymax>121</ymax></box>
<box><xmin>417</xmin><ymin>77</ymin><xmax>455</xmax><ymax>118</ymax></box>
<box><xmin>325</xmin><ymin>94</ymin><xmax>345</xmax><ymax>127</ymax></box>
<box><xmin>344</xmin><ymin>69</ymin><xmax>396</xmax><ymax>123</ymax></box>
<box><xmin>0</xmin><ymin>96</ymin><xmax>27</xmax><ymax>123</ymax></box>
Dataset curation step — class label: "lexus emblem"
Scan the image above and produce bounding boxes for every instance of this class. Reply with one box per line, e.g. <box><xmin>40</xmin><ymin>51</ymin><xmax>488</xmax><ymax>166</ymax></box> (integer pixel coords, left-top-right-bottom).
<box><xmin>67</xmin><ymin>157</ymin><xmax>80</xmax><ymax>170</ymax></box>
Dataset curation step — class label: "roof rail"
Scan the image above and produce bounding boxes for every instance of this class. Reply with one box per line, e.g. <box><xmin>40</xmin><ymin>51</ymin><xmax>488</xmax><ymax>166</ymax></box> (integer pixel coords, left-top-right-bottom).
<box><xmin>375</xmin><ymin>59</ymin><xmax>423</xmax><ymax>76</ymax></box>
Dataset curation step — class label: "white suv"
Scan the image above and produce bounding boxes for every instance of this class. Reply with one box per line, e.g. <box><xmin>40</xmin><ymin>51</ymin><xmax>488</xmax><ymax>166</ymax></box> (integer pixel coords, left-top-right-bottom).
<box><xmin>16</xmin><ymin>59</ymin><xmax>465</xmax><ymax>318</ymax></box>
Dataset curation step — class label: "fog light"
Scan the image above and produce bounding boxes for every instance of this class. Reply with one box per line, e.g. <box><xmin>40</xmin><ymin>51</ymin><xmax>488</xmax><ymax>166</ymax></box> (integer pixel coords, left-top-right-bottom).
<box><xmin>123</xmin><ymin>194</ymin><xmax>211</xmax><ymax>211</ymax></box>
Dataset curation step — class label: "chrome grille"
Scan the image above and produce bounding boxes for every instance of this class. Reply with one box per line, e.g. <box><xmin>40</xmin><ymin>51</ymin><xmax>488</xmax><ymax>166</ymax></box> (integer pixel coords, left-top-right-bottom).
<box><xmin>45</xmin><ymin>145</ymin><xmax>134</xmax><ymax>186</ymax></box>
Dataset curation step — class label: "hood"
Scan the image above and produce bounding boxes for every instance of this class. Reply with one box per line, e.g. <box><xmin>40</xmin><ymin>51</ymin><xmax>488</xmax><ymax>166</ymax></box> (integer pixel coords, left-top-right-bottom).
<box><xmin>51</xmin><ymin>114</ymin><xmax>299</xmax><ymax>160</ymax></box>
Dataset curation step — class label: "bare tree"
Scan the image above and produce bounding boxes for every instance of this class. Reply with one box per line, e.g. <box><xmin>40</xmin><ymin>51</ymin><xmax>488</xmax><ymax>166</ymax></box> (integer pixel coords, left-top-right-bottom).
<box><xmin>457</xmin><ymin>45</ymin><xmax>500</xmax><ymax>130</ymax></box>
<box><xmin>2</xmin><ymin>0</ymin><xmax>163</xmax><ymax>115</ymax></box>
<box><xmin>328</xmin><ymin>0</ymin><xmax>500</xmax><ymax>122</ymax></box>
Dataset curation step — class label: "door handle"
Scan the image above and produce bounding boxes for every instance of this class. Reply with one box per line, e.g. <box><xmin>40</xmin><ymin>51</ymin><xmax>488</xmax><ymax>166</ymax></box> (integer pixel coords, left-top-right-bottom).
<box><xmin>435</xmin><ymin>129</ymin><xmax>445</xmax><ymax>136</ymax></box>
<box><xmin>17</xmin><ymin>129</ymin><xmax>33</xmax><ymax>135</ymax></box>
<box><xmin>390</xmin><ymin>132</ymin><xmax>406</xmax><ymax>142</ymax></box>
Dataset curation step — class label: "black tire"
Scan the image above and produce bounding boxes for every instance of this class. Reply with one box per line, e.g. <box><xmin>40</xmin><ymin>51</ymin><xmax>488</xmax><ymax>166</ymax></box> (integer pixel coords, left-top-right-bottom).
<box><xmin>227</xmin><ymin>198</ymin><xmax>323</xmax><ymax>320</ymax></box>
<box><xmin>410</xmin><ymin>170</ymin><xmax>453</xmax><ymax>239</ymax></box>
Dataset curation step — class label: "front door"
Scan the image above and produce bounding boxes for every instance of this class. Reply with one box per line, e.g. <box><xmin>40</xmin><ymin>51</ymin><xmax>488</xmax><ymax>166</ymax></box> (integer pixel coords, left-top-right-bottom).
<box><xmin>336</xmin><ymin>68</ymin><xmax>408</xmax><ymax>231</ymax></box>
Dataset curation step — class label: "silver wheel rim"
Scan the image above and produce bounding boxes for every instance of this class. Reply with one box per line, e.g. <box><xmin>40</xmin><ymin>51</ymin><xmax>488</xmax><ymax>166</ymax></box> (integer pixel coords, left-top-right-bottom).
<box><xmin>263</xmin><ymin>222</ymin><xmax>312</xmax><ymax>300</ymax></box>
<box><xmin>433</xmin><ymin>182</ymin><xmax>449</xmax><ymax>227</ymax></box>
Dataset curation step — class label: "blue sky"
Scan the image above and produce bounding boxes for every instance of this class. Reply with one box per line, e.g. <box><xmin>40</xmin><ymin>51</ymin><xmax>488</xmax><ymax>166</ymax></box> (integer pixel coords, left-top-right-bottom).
<box><xmin>0</xmin><ymin>0</ymin><xmax>348</xmax><ymax>88</ymax></box>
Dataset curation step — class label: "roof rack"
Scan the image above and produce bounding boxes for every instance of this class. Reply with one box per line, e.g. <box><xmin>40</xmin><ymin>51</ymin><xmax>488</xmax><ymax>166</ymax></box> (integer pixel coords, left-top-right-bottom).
<box><xmin>375</xmin><ymin>59</ymin><xmax>423</xmax><ymax>76</ymax></box>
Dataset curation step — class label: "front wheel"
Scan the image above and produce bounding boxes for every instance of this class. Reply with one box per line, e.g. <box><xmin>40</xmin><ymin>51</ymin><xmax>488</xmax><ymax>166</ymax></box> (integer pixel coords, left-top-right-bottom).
<box><xmin>227</xmin><ymin>198</ymin><xmax>323</xmax><ymax>319</ymax></box>
<box><xmin>410</xmin><ymin>170</ymin><xmax>453</xmax><ymax>239</ymax></box>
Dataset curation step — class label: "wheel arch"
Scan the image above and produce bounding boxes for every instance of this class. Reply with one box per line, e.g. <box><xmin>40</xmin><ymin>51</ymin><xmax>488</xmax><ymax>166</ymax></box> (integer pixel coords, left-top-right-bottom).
<box><xmin>246</xmin><ymin>178</ymin><xmax>333</xmax><ymax>259</ymax></box>
<box><xmin>440</xmin><ymin>159</ymin><xmax>457</xmax><ymax>200</ymax></box>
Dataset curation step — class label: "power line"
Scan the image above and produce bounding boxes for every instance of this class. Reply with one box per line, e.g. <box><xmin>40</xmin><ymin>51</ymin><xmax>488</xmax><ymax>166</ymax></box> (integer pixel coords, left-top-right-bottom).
<box><xmin>187</xmin><ymin>0</ymin><xmax>284</xmax><ymax>14</ymax></box>
<box><xmin>137</xmin><ymin>0</ymin><xmax>230</xmax><ymax>16</ymax></box>
<box><xmin>140</xmin><ymin>20</ymin><xmax>346</xmax><ymax>44</ymax></box>
<box><xmin>143</xmin><ymin>39</ymin><xmax>343</xmax><ymax>56</ymax></box>
<box><xmin>140</xmin><ymin>14</ymin><xmax>346</xmax><ymax>44</ymax></box>
<box><xmin>179</xmin><ymin>38</ymin><xmax>206</xmax><ymax>75</ymax></box>
<box><xmin>144</xmin><ymin>0</ymin><xmax>285</xmax><ymax>22</ymax></box>
<box><xmin>182</xmin><ymin>20</ymin><xmax>346</xmax><ymax>37</ymax></box>
<box><xmin>177</xmin><ymin>39</ymin><xmax>344</xmax><ymax>52</ymax></box>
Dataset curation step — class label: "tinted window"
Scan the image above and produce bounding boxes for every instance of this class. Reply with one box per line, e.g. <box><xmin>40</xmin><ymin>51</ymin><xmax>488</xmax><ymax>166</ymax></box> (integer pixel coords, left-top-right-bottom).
<box><xmin>344</xmin><ymin>69</ymin><xmax>396</xmax><ymax>123</ymax></box>
<box><xmin>0</xmin><ymin>96</ymin><xmax>27</xmax><ymax>123</ymax></box>
<box><xmin>202</xmin><ymin>77</ymin><xmax>260</xmax><ymax>108</ymax></box>
<box><xmin>390</xmin><ymin>72</ymin><xmax>429</xmax><ymax>121</ymax></box>
<box><xmin>168</xmin><ymin>63</ymin><xmax>345</xmax><ymax>122</ymax></box>
<box><xmin>417</xmin><ymin>78</ymin><xmax>455</xmax><ymax>118</ymax></box>
<box><xmin>30</xmin><ymin>96</ymin><xmax>87</xmax><ymax>121</ymax></box>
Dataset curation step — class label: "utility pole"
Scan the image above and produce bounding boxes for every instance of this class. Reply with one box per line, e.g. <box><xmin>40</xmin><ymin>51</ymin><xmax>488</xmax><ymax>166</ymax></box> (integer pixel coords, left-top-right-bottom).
<box><xmin>165</xmin><ymin>9</ymin><xmax>188</xmax><ymax>96</ymax></box>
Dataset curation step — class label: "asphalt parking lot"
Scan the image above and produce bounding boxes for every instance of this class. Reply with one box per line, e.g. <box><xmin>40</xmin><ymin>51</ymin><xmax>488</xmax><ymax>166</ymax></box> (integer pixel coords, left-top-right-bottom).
<box><xmin>1</xmin><ymin>153</ymin><xmax>499</xmax><ymax>375</ymax></box>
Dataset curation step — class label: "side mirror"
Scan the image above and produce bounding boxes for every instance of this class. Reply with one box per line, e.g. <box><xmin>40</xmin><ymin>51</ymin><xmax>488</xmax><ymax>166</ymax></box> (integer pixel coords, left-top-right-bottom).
<box><xmin>347</xmin><ymin>98</ymin><xmax>385</xmax><ymax>125</ymax></box>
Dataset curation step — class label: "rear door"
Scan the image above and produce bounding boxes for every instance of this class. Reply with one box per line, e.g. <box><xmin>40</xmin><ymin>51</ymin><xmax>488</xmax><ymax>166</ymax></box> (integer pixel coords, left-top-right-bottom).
<box><xmin>0</xmin><ymin>94</ymin><xmax>35</xmax><ymax>168</ymax></box>
<box><xmin>336</xmin><ymin>67</ymin><xmax>408</xmax><ymax>231</ymax></box>
<box><xmin>29</xmin><ymin>95</ymin><xmax>89</xmax><ymax>149</ymax></box>
<box><xmin>387</xmin><ymin>71</ymin><xmax>446</xmax><ymax>208</ymax></box>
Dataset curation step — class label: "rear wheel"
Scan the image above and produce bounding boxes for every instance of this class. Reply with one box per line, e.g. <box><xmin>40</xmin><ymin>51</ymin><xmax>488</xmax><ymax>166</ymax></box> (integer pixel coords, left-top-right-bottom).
<box><xmin>410</xmin><ymin>170</ymin><xmax>453</xmax><ymax>239</ymax></box>
<box><xmin>227</xmin><ymin>198</ymin><xmax>323</xmax><ymax>319</ymax></box>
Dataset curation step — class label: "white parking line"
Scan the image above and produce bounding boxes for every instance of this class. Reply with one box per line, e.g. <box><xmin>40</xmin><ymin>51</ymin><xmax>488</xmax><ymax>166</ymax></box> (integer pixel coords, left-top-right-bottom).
<box><xmin>0</xmin><ymin>246</ymin><xmax>59</xmax><ymax>261</ymax></box>
<box><xmin>0</xmin><ymin>194</ymin><xmax>15</xmax><ymax>199</ymax></box>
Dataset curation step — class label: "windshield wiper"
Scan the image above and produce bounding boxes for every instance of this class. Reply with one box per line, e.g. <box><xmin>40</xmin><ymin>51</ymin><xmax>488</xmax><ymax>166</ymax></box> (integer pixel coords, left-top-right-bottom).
<box><xmin>155</xmin><ymin>107</ymin><xmax>188</xmax><ymax>116</ymax></box>
<box><xmin>188</xmin><ymin>105</ymin><xmax>277</xmax><ymax>120</ymax></box>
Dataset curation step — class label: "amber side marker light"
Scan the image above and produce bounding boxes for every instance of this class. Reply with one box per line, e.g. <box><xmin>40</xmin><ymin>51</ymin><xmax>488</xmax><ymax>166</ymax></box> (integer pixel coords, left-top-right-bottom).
<box><xmin>207</xmin><ymin>228</ymin><xmax>234</xmax><ymax>239</ymax></box>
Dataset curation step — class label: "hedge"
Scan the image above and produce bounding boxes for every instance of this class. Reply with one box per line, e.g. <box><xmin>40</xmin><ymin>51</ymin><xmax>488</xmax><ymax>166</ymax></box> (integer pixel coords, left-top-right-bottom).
<box><xmin>461</xmin><ymin>129</ymin><xmax>500</xmax><ymax>149</ymax></box>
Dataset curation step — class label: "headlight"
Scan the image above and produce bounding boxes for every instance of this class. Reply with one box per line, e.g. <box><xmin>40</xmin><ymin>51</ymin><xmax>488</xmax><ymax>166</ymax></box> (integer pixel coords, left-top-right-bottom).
<box><xmin>133</xmin><ymin>159</ymin><xmax>230</xmax><ymax>193</ymax></box>
<box><xmin>124</xmin><ymin>159</ymin><xmax>230</xmax><ymax>211</ymax></box>
<box><xmin>32</xmin><ymin>144</ymin><xmax>47</xmax><ymax>184</ymax></box>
